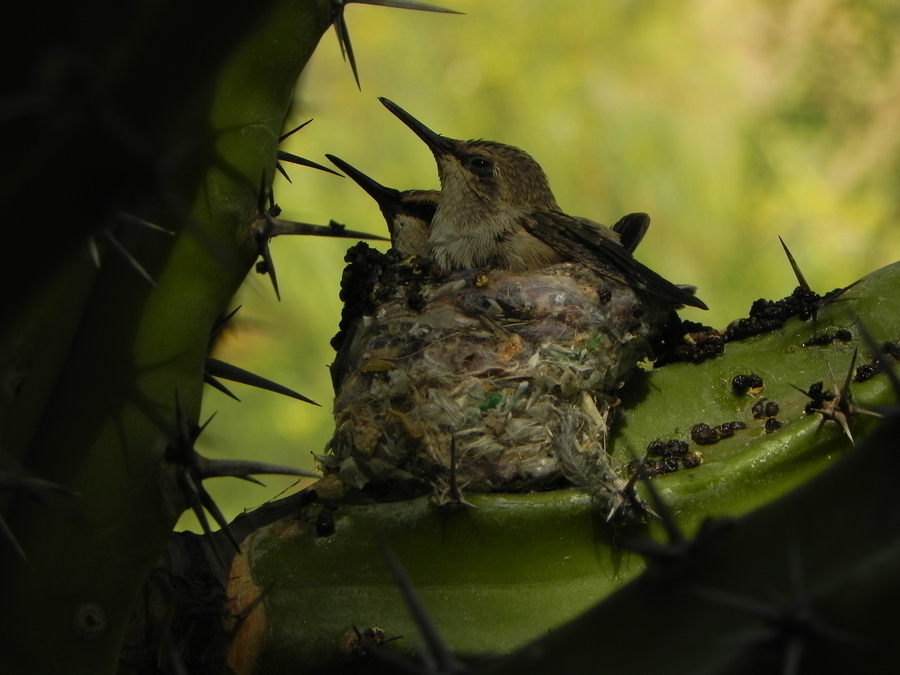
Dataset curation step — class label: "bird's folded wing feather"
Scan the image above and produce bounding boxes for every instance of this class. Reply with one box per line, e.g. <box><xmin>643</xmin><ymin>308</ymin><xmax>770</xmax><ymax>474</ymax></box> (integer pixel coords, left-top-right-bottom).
<box><xmin>522</xmin><ymin>209</ymin><xmax>708</xmax><ymax>310</ymax></box>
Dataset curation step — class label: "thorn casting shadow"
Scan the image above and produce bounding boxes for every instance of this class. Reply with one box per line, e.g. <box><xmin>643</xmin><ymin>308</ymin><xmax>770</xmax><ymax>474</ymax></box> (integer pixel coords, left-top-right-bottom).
<box><xmin>855</xmin><ymin>321</ymin><xmax>900</xmax><ymax>416</ymax></box>
<box><xmin>90</xmin><ymin>212</ymin><xmax>174</xmax><ymax>289</ymax></box>
<box><xmin>0</xmin><ymin>466</ymin><xmax>78</xmax><ymax>568</ymax></box>
<box><xmin>621</xmin><ymin>455</ymin><xmax>729</xmax><ymax>567</ymax></box>
<box><xmin>692</xmin><ymin>545</ymin><xmax>866</xmax><ymax>675</ymax></box>
<box><xmin>374</xmin><ymin>536</ymin><xmax>470</xmax><ymax>674</ymax></box>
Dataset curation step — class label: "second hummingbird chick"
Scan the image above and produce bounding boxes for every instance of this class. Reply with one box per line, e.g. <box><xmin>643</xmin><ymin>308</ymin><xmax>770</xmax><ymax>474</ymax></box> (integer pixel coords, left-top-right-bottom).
<box><xmin>329</xmin><ymin>150</ymin><xmax>642</xmax><ymax>259</ymax></box>
<box><xmin>378</xmin><ymin>98</ymin><xmax>707</xmax><ymax>310</ymax></box>
<box><xmin>326</xmin><ymin>154</ymin><xmax>434</xmax><ymax>258</ymax></box>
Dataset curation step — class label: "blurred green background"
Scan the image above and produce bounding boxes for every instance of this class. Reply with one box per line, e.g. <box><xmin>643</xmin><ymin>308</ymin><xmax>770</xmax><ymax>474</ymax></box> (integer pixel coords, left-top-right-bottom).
<box><xmin>180</xmin><ymin>0</ymin><xmax>900</xmax><ymax>530</ymax></box>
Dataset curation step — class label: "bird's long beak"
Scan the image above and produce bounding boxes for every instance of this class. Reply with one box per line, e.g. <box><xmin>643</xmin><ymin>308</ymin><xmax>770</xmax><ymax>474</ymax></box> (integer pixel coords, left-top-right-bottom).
<box><xmin>378</xmin><ymin>97</ymin><xmax>456</xmax><ymax>157</ymax></box>
<box><xmin>326</xmin><ymin>154</ymin><xmax>403</xmax><ymax>212</ymax></box>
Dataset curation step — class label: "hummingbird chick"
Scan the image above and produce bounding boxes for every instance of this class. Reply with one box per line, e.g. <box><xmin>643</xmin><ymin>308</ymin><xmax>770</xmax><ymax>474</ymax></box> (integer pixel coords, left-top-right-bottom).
<box><xmin>328</xmin><ymin>152</ymin><xmax>644</xmax><ymax>260</ymax></box>
<box><xmin>378</xmin><ymin>98</ymin><xmax>707</xmax><ymax>310</ymax></box>
<box><xmin>326</xmin><ymin>154</ymin><xmax>434</xmax><ymax>257</ymax></box>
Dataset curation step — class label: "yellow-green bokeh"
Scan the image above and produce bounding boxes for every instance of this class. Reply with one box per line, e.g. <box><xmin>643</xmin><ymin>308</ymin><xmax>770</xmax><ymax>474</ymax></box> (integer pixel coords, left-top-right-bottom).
<box><xmin>181</xmin><ymin>0</ymin><xmax>900</xmax><ymax>530</ymax></box>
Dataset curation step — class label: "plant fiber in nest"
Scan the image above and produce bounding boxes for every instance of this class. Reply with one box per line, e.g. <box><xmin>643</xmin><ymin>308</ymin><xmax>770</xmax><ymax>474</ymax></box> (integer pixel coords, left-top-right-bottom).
<box><xmin>325</xmin><ymin>250</ymin><xmax>672</xmax><ymax>502</ymax></box>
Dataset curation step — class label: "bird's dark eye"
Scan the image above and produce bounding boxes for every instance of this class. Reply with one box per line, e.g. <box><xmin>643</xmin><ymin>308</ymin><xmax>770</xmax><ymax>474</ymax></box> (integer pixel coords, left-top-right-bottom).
<box><xmin>467</xmin><ymin>156</ymin><xmax>494</xmax><ymax>176</ymax></box>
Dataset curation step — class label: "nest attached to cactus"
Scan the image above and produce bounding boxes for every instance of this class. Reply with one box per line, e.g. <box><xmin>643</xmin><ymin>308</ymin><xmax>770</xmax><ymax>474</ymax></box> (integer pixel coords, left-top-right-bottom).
<box><xmin>323</xmin><ymin>243</ymin><xmax>673</xmax><ymax>504</ymax></box>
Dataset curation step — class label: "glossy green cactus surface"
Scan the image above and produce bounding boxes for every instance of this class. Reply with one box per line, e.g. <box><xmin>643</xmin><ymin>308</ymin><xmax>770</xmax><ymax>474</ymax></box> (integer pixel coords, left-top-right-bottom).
<box><xmin>3</xmin><ymin>1</ymin><xmax>898</xmax><ymax>672</ymax></box>
<box><xmin>0</xmin><ymin>2</ymin><xmax>332</xmax><ymax>674</ymax></box>
<box><xmin>234</xmin><ymin>262</ymin><xmax>900</xmax><ymax>673</ymax></box>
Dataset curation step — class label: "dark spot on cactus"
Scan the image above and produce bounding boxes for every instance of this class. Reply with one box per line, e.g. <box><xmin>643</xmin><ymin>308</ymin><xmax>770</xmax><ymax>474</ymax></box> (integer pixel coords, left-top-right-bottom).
<box><xmin>724</xmin><ymin>285</ymin><xmax>848</xmax><ymax>342</ymax></box>
<box><xmin>628</xmin><ymin>439</ymin><xmax>697</xmax><ymax>478</ymax></box>
<box><xmin>74</xmin><ymin>603</ymin><xmax>106</xmax><ymax>640</ymax></box>
<box><xmin>765</xmin><ymin>418</ymin><xmax>783</xmax><ymax>433</ymax></box>
<box><xmin>655</xmin><ymin>273</ymin><xmax>859</xmax><ymax>370</ymax></box>
<box><xmin>854</xmin><ymin>340</ymin><xmax>900</xmax><ymax>382</ymax></box>
<box><xmin>803</xmin><ymin>333</ymin><xmax>834</xmax><ymax>347</ymax></box>
<box><xmin>682</xmin><ymin>451</ymin><xmax>703</xmax><ymax>468</ymax></box>
<box><xmin>338</xmin><ymin>626</ymin><xmax>396</xmax><ymax>657</ymax></box>
<box><xmin>632</xmin><ymin>458</ymin><xmax>678</xmax><ymax>478</ymax></box>
<box><xmin>803</xmin><ymin>329</ymin><xmax>853</xmax><ymax>347</ymax></box>
<box><xmin>885</xmin><ymin>340</ymin><xmax>900</xmax><ymax>358</ymax></box>
<box><xmin>800</xmin><ymin>381</ymin><xmax>836</xmax><ymax>416</ymax></box>
<box><xmin>854</xmin><ymin>362</ymin><xmax>879</xmax><ymax>382</ymax></box>
<box><xmin>732</xmin><ymin>373</ymin><xmax>764</xmax><ymax>394</ymax></box>
<box><xmin>299</xmin><ymin>494</ymin><xmax>338</xmax><ymax>537</ymax></box>
<box><xmin>691</xmin><ymin>423</ymin><xmax>718</xmax><ymax>445</ymax></box>
<box><xmin>751</xmin><ymin>399</ymin><xmax>766</xmax><ymax>418</ymax></box>
<box><xmin>315</xmin><ymin>510</ymin><xmax>336</xmax><ymax>537</ymax></box>
<box><xmin>792</xmin><ymin>350</ymin><xmax>881</xmax><ymax>442</ymax></box>
<box><xmin>716</xmin><ymin>421</ymin><xmax>746</xmax><ymax>438</ymax></box>
<box><xmin>645</xmin><ymin>440</ymin><xmax>666</xmax><ymax>456</ymax></box>
<box><xmin>654</xmin><ymin>316</ymin><xmax>725</xmax><ymax>366</ymax></box>
<box><xmin>692</xmin><ymin>421</ymin><xmax>746</xmax><ymax>445</ymax></box>
<box><xmin>752</xmin><ymin>399</ymin><xmax>779</xmax><ymax>419</ymax></box>
<box><xmin>647</xmin><ymin>439</ymin><xmax>690</xmax><ymax>458</ymax></box>
<box><xmin>665</xmin><ymin>440</ymin><xmax>689</xmax><ymax>456</ymax></box>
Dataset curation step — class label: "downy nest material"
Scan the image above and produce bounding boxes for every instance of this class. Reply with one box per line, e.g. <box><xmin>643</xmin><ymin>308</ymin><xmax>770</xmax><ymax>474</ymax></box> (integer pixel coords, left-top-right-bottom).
<box><xmin>324</xmin><ymin>244</ymin><xmax>672</xmax><ymax>503</ymax></box>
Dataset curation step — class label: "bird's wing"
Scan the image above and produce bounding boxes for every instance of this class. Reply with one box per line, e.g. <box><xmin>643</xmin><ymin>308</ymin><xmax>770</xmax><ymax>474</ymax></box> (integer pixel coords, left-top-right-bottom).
<box><xmin>522</xmin><ymin>209</ymin><xmax>708</xmax><ymax>310</ymax></box>
<box><xmin>611</xmin><ymin>212</ymin><xmax>650</xmax><ymax>253</ymax></box>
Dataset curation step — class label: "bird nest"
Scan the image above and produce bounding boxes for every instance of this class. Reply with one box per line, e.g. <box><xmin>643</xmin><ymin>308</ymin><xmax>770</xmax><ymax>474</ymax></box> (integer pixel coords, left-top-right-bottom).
<box><xmin>323</xmin><ymin>243</ymin><xmax>671</xmax><ymax>502</ymax></box>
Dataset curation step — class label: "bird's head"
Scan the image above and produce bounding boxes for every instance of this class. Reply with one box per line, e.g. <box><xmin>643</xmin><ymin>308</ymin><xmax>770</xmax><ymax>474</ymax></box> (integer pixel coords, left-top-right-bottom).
<box><xmin>379</xmin><ymin>98</ymin><xmax>557</xmax><ymax>212</ymax></box>
<box><xmin>326</xmin><ymin>153</ymin><xmax>435</xmax><ymax>256</ymax></box>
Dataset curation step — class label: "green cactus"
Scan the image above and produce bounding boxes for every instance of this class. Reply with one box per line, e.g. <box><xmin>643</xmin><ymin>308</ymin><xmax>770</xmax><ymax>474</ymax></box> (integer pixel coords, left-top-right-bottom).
<box><xmin>1</xmin><ymin>1</ymin><xmax>335</xmax><ymax>672</ymax></box>
<box><xmin>3</xmin><ymin>2</ymin><xmax>899</xmax><ymax>675</ymax></box>
<box><xmin>125</xmin><ymin>262</ymin><xmax>896</xmax><ymax>673</ymax></box>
